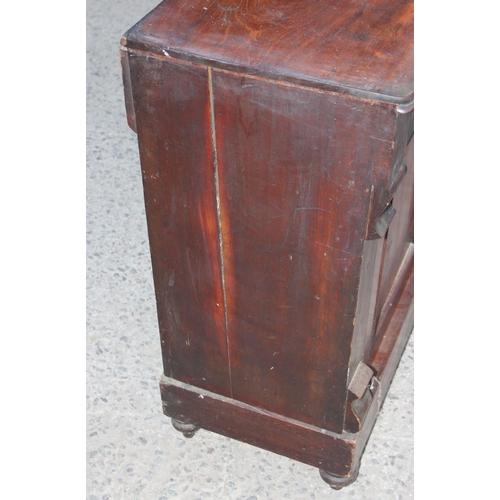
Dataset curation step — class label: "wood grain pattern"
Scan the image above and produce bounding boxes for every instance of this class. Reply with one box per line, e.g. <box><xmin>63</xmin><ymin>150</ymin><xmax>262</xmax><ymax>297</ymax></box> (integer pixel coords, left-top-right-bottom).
<box><xmin>128</xmin><ymin>53</ymin><xmax>232</xmax><ymax>397</ymax></box>
<box><xmin>122</xmin><ymin>0</ymin><xmax>414</xmax><ymax>103</ymax></box>
<box><xmin>212</xmin><ymin>70</ymin><xmax>397</xmax><ymax>433</ymax></box>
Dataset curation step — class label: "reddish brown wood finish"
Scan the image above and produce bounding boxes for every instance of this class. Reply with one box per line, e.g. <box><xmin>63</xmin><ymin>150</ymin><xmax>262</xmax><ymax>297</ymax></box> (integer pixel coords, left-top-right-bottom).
<box><xmin>122</xmin><ymin>0</ymin><xmax>413</xmax><ymax>103</ymax></box>
<box><xmin>212</xmin><ymin>69</ymin><xmax>397</xmax><ymax>432</ymax></box>
<box><xmin>121</xmin><ymin>0</ymin><xmax>414</xmax><ymax>488</ymax></box>
<box><xmin>127</xmin><ymin>53</ymin><xmax>232</xmax><ymax>397</ymax></box>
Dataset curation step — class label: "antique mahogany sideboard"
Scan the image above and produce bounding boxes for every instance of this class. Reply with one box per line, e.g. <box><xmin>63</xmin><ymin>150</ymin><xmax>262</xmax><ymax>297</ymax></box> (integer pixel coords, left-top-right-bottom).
<box><xmin>120</xmin><ymin>0</ymin><xmax>413</xmax><ymax>489</ymax></box>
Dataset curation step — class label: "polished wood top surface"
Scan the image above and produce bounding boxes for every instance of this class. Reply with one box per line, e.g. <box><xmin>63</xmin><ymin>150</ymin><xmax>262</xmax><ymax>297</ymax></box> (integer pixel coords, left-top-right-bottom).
<box><xmin>122</xmin><ymin>0</ymin><xmax>413</xmax><ymax>103</ymax></box>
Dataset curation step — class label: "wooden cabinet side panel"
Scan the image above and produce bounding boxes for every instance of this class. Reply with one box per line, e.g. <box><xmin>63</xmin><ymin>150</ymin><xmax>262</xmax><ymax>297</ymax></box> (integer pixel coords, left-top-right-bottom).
<box><xmin>213</xmin><ymin>71</ymin><xmax>395</xmax><ymax>432</ymax></box>
<box><xmin>128</xmin><ymin>54</ymin><xmax>231</xmax><ymax>396</ymax></box>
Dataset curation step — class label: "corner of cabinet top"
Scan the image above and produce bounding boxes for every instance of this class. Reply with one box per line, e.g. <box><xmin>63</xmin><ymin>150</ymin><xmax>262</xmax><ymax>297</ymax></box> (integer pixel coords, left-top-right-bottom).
<box><xmin>121</xmin><ymin>0</ymin><xmax>414</xmax><ymax>105</ymax></box>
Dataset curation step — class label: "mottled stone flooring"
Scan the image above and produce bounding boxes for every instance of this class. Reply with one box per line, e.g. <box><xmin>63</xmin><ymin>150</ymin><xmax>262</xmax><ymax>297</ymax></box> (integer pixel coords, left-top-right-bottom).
<box><xmin>86</xmin><ymin>1</ymin><xmax>414</xmax><ymax>498</ymax></box>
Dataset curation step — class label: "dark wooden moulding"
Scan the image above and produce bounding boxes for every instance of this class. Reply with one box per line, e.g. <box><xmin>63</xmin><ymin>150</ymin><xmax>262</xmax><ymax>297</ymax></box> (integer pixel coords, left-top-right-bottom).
<box><xmin>120</xmin><ymin>0</ymin><xmax>414</xmax><ymax>490</ymax></box>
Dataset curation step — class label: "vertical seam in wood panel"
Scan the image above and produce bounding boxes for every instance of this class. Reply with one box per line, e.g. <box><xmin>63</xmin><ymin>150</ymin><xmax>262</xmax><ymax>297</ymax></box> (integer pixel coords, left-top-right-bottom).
<box><xmin>208</xmin><ymin>67</ymin><xmax>233</xmax><ymax>398</ymax></box>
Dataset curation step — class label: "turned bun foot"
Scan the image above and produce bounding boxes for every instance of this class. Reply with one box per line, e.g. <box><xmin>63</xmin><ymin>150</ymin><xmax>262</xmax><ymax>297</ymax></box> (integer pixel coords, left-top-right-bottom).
<box><xmin>319</xmin><ymin>462</ymin><xmax>360</xmax><ymax>490</ymax></box>
<box><xmin>171</xmin><ymin>418</ymin><xmax>199</xmax><ymax>438</ymax></box>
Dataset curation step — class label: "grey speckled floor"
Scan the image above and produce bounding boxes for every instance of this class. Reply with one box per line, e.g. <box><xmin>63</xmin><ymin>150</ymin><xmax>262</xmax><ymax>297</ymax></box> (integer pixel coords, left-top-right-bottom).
<box><xmin>86</xmin><ymin>1</ymin><xmax>414</xmax><ymax>498</ymax></box>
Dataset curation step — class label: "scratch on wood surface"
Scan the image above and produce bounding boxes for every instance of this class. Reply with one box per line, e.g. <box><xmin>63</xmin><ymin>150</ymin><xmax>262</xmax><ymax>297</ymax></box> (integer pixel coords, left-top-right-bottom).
<box><xmin>269</xmin><ymin>202</ymin><xmax>285</xmax><ymax>215</ymax></box>
<box><xmin>314</xmin><ymin>241</ymin><xmax>356</xmax><ymax>257</ymax></box>
<box><xmin>278</xmin><ymin>226</ymin><xmax>290</xmax><ymax>251</ymax></box>
<box><xmin>369</xmin><ymin>135</ymin><xmax>394</xmax><ymax>145</ymax></box>
<box><xmin>315</xmin><ymin>241</ymin><xmax>334</xmax><ymax>250</ymax></box>
<box><xmin>295</xmin><ymin>207</ymin><xmax>332</xmax><ymax>213</ymax></box>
